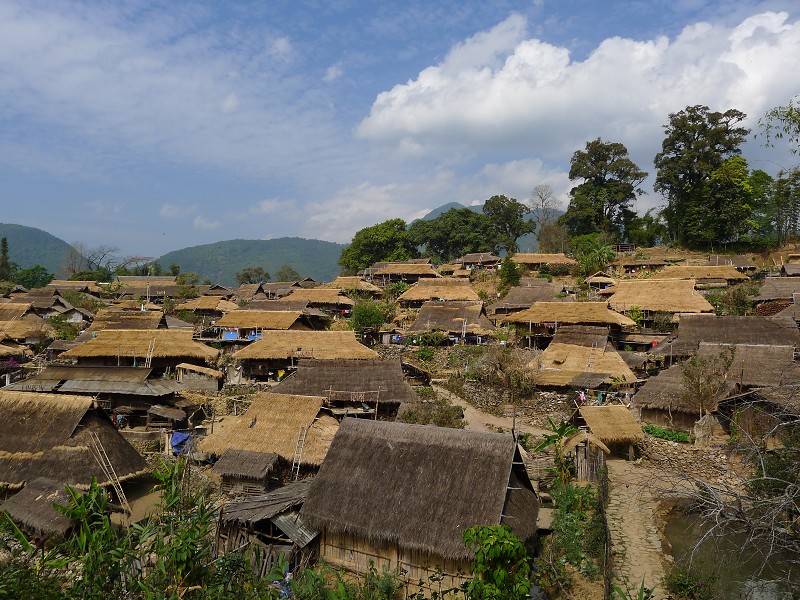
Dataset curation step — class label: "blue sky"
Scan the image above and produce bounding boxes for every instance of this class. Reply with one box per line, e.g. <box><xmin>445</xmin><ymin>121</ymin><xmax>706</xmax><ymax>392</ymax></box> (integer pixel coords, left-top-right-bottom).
<box><xmin>1</xmin><ymin>0</ymin><xmax>799</xmax><ymax>260</ymax></box>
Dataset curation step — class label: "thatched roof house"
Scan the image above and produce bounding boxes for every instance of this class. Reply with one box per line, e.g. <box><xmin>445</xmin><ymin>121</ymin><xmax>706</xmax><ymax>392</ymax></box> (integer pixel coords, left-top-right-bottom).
<box><xmin>1</xmin><ymin>477</ymin><xmax>74</xmax><ymax>538</ymax></box>
<box><xmin>698</xmin><ymin>343</ymin><xmax>800</xmax><ymax>388</ymax></box>
<box><xmin>531</xmin><ymin>341</ymin><xmax>637</xmax><ymax>389</ymax></box>
<box><xmin>457</xmin><ymin>252</ymin><xmax>502</xmax><ymax>270</ymax></box>
<box><xmin>370</xmin><ymin>262</ymin><xmax>442</xmax><ymax>285</ymax></box>
<box><xmin>199</xmin><ymin>392</ymin><xmax>337</xmax><ymax>468</ymax></box>
<box><xmin>511</xmin><ymin>253</ymin><xmax>576</xmax><ymax>269</ymax></box>
<box><xmin>656</xmin><ymin>265</ymin><xmax>749</xmax><ymax>286</ymax></box>
<box><xmin>318</xmin><ymin>277</ymin><xmax>383</xmax><ymax>296</ymax></box>
<box><xmin>0</xmin><ymin>391</ymin><xmax>147</xmax><ymax>490</ymax></box>
<box><xmin>397</xmin><ymin>279</ymin><xmax>481</xmax><ymax>307</ymax></box>
<box><xmin>215</xmin><ymin>310</ymin><xmax>311</xmax><ymax>334</ymax></box>
<box><xmin>487</xmin><ymin>284</ymin><xmax>567</xmax><ymax>320</ymax></box>
<box><xmin>300</xmin><ymin>419</ymin><xmax>537</xmax><ymax>587</ymax></box>
<box><xmin>500</xmin><ymin>302</ymin><xmax>636</xmax><ymax>328</ymax></box>
<box><xmin>273</xmin><ymin>358</ymin><xmax>418</xmax><ymax>415</ymax></box>
<box><xmin>212</xmin><ymin>449</ymin><xmax>283</xmax><ymax>497</ymax></box>
<box><xmin>61</xmin><ymin>329</ymin><xmax>219</xmax><ymax>371</ymax></box>
<box><xmin>175</xmin><ymin>296</ymin><xmax>239</xmax><ymax>314</ymax></box>
<box><xmin>281</xmin><ymin>288</ymin><xmax>355</xmax><ymax>312</ymax></box>
<box><xmin>651</xmin><ymin>315</ymin><xmax>800</xmax><ymax>358</ymax></box>
<box><xmin>408</xmin><ymin>301</ymin><xmax>495</xmax><ymax>339</ymax></box>
<box><xmin>705</xmin><ymin>255</ymin><xmax>757</xmax><ymax>271</ymax></box>
<box><xmin>607</xmin><ymin>279</ymin><xmax>714</xmax><ymax>317</ymax></box>
<box><xmin>757</xmin><ymin>277</ymin><xmax>800</xmax><ymax>302</ymax></box>
<box><xmin>87</xmin><ymin>308</ymin><xmax>167</xmax><ymax>332</ymax></box>
<box><xmin>571</xmin><ymin>405</ymin><xmax>644</xmax><ymax>457</ymax></box>
<box><xmin>610</xmin><ymin>258</ymin><xmax>668</xmax><ymax>275</ymax></box>
<box><xmin>233</xmin><ymin>330</ymin><xmax>378</xmax><ymax>362</ymax></box>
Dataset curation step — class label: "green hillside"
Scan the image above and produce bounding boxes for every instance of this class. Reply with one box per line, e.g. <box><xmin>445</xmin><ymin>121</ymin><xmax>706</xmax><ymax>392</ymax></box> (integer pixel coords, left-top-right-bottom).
<box><xmin>159</xmin><ymin>238</ymin><xmax>345</xmax><ymax>286</ymax></box>
<box><xmin>0</xmin><ymin>223</ymin><xmax>72</xmax><ymax>274</ymax></box>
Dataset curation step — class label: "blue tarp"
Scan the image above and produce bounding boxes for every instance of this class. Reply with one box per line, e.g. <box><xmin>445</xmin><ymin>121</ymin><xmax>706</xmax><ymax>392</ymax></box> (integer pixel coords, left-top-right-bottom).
<box><xmin>171</xmin><ymin>431</ymin><xmax>191</xmax><ymax>455</ymax></box>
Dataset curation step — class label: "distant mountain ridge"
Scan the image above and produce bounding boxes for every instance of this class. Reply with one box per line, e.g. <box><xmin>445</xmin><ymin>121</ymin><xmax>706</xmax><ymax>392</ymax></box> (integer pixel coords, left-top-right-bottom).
<box><xmin>0</xmin><ymin>223</ymin><xmax>73</xmax><ymax>274</ymax></box>
<box><xmin>158</xmin><ymin>238</ymin><xmax>345</xmax><ymax>287</ymax></box>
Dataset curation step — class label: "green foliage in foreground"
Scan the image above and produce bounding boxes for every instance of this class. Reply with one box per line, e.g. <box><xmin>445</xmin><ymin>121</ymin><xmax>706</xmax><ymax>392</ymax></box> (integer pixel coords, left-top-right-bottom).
<box><xmin>643</xmin><ymin>423</ymin><xmax>691</xmax><ymax>443</ymax></box>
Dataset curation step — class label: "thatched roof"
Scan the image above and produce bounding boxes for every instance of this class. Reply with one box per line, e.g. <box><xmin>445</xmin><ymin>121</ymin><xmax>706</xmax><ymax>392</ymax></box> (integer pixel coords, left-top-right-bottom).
<box><xmin>116</xmin><ymin>276</ymin><xmax>177</xmax><ymax>288</ymax></box>
<box><xmin>88</xmin><ymin>308</ymin><xmax>166</xmax><ymax>331</ymax></box>
<box><xmin>612</xmin><ymin>258</ymin><xmax>667</xmax><ymax>268</ymax></box>
<box><xmin>657</xmin><ymin>265</ymin><xmax>749</xmax><ymax>282</ymax></box>
<box><xmin>318</xmin><ymin>277</ymin><xmax>383</xmax><ymax>294</ymax></box>
<box><xmin>561</xmin><ymin>431</ymin><xmax>610</xmax><ymax>455</ymax></box>
<box><xmin>198</xmin><ymin>392</ymin><xmax>337</xmax><ymax>465</ymax></box>
<box><xmin>215</xmin><ymin>310</ymin><xmax>305</xmax><ymax>330</ymax></box>
<box><xmin>48</xmin><ymin>280</ymin><xmax>103</xmax><ymax>293</ymax></box>
<box><xmin>489</xmin><ymin>284</ymin><xmax>560</xmax><ymax>309</ymax></box>
<box><xmin>282</xmin><ymin>288</ymin><xmax>355</xmax><ymax>307</ymax></box>
<box><xmin>372</xmin><ymin>263</ymin><xmax>442</xmax><ymax>277</ymax></box>
<box><xmin>398</xmin><ymin>279</ymin><xmax>481</xmax><ymax>303</ymax></box>
<box><xmin>458</xmin><ymin>252</ymin><xmax>502</xmax><ymax>264</ymax></box>
<box><xmin>62</xmin><ymin>329</ymin><xmax>219</xmax><ymax>362</ymax></box>
<box><xmin>232</xmin><ymin>331</ymin><xmax>378</xmax><ymax>361</ymax></box>
<box><xmin>500</xmin><ymin>302</ymin><xmax>635</xmax><ymax>327</ymax></box>
<box><xmin>511</xmin><ymin>253</ymin><xmax>576</xmax><ymax>266</ymax></box>
<box><xmin>757</xmin><ymin>277</ymin><xmax>800</xmax><ymax>301</ymax></box>
<box><xmin>607</xmin><ymin>279</ymin><xmax>714</xmax><ymax>314</ymax></box>
<box><xmin>0</xmin><ymin>315</ymin><xmax>55</xmax><ymax>339</ymax></box>
<box><xmin>748</xmin><ymin>386</ymin><xmax>800</xmax><ymax>414</ymax></box>
<box><xmin>176</xmin><ymin>363</ymin><xmax>223</xmax><ymax>378</ymax></box>
<box><xmin>5</xmin><ymin>366</ymin><xmax>184</xmax><ymax>396</ymax></box>
<box><xmin>633</xmin><ymin>363</ymin><xmax>736</xmax><ymax>414</ymax></box>
<box><xmin>531</xmin><ymin>342</ymin><xmax>636</xmax><ymax>387</ymax></box>
<box><xmin>300</xmin><ymin>419</ymin><xmax>537</xmax><ymax>561</ymax></box>
<box><xmin>273</xmin><ymin>359</ymin><xmax>418</xmax><ymax>404</ymax></box>
<box><xmin>1</xmin><ymin>477</ymin><xmax>74</xmax><ymax>537</ymax></box>
<box><xmin>212</xmin><ymin>449</ymin><xmax>280</xmax><ymax>480</ymax></box>
<box><xmin>175</xmin><ymin>296</ymin><xmax>239</xmax><ymax>312</ymax></box>
<box><xmin>705</xmin><ymin>255</ymin><xmax>756</xmax><ymax>269</ymax></box>
<box><xmin>408</xmin><ymin>301</ymin><xmax>496</xmax><ymax>336</ymax></box>
<box><xmin>575</xmin><ymin>405</ymin><xmax>644</xmax><ymax>444</ymax></box>
<box><xmin>0</xmin><ymin>302</ymin><xmax>34</xmax><ymax>321</ymax></box>
<box><xmin>0</xmin><ymin>391</ymin><xmax>147</xmax><ymax>489</ymax></box>
<box><xmin>698</xmin><ymin>343</ymin><xmax>800</xmax><ymax>387</ymax></box>
<box><xmin>653</xmin><ymin>315</ymin><xmax>800</xmax><ymax>356</ymax></box>
<box><xmin>551</xmin><ymin>325</ymin><xmax>611</xmax><ymax>348</ymax></box>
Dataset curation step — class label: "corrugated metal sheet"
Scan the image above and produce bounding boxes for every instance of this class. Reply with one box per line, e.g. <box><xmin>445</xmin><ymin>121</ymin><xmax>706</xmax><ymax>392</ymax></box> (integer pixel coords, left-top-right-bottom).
<box><xmin>221</xmin><ymin>479</ymin><xmax>313</xmax><ymax>526</ymax></box>
<box><xmin>271</xmin><ymin>510</ymin><xmax>318</xmax><ymax>548</ymax></box>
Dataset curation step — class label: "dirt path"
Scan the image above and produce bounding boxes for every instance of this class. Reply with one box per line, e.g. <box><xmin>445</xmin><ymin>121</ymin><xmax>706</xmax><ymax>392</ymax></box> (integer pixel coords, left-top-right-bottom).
<box><xmin>431</xmin><ymin>383</ymin><xmax>550</xmax><ymax>437</ymax></box>
<box><xmin>606</xmin><ymin>459</ymin><xmax>669</xmax><ymax>599</ymax></box>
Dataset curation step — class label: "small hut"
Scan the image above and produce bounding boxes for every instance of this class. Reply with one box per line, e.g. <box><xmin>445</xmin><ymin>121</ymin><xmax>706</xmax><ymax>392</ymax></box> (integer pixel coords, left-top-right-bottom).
<box><xmin>299</xmin><ymin>419</ymin><xmax>538</xmax><ymax>593</ymax></box>
<box><xmin>1</xmin><ymin>477</ymin><xmax>74</xmax><ymax>540</ymax></box>
<box><xmin>407</xmin><ymin>301</ymin><xmax>495</xmax><ymax>343</ymax></box>
<box><xmin>571</xmin><ymin>405</ymin><xmax>645</xmax><ymax>459</ymax></box>
<box><xmin>212</xmin><ymin>449</ymin><xmax>284</xmax><ymax>497</ymax></box>
<box><xmin>397</xmin><ymin>279</ymin><xmax>481</xmax><ymax>308</ymax></box>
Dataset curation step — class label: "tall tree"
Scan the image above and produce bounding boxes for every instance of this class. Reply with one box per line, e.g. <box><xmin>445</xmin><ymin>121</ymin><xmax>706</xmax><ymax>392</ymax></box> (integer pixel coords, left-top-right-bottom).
<box><xmin>408</xmin><ymin>208</ymin><xmax>497</xmax><ymax>263</ymax></box>
<box><xmin>0</xmin><ymin>237</ymin><xmax>10</xmax><ymax>281</ymax></box>
<box><xmin>275</xmin><ymin>264</ymin><xmax>301</xmax><ymax>281</ymax></box>
<box><xmin>482</xmin><ymin>195</ymin><xmax>535</xmax><ymax>254</ymax></box>
<box><xmin>338</xmin><ymin>218</ymin><xmax>418</xmax><ymax>273</ymax></box>
<box><xmin>235</xmin><ymin>266</ymin><xmax>270</xmax><ymax>285</ymax></box>
<box><xmin>558</xmin><ymin>138</ymin><xmax>647</xmax><ymax>239</ymax></box>
<box><xmin>654</xmin><ymin>105</ymin><xmax>749</xmax><ymax>247</ymax></box>
<box><xmin>14</xmin><ymin>265</ymin><xmax>53</xmax><ymax>289</ymax></box>
<box><xmin>529</xmin><ymin>184</ymin><xmax>560</xmax><ymax>231</ymax></box>
<box><xmin>759</xmin><ymin>95</ymin><xmax>800</xmax><ymax>153</ymax></box>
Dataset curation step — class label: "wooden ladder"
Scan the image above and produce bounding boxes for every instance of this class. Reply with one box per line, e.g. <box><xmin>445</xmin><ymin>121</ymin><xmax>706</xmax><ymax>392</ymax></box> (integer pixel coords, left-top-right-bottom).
<box><xmin>144</xmin><ymin>337</ymin><xmax>155</xmax><ymax>369</ymax></box>
<box><xmin>89</xmin><ymin>431</ymin><xmax>131</xmax><ymax>514</ymax></box>
<box><xmin>291</xmin><ymin>426</ymin><xmax>308</xmax><ymax>481</ymax></box>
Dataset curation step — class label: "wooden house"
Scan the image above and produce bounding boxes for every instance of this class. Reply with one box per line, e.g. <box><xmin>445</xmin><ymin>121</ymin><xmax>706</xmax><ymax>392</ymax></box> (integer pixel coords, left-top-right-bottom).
<box><xmin>273</xmin><ymin>358</ymin><xmax>418</xmax><ymax>418</ymax></box>
<box><xmin>397</xmin><ymin>279</ymin><xmax>481</xmax><ymax>308</ymax></box>
<box><xmin>717</xmin><ymin>385</ymin><xmax>800</xmax><ymax>447</ymax></box>
<box><xmin>407</xmin><ymin>301</ymin><xmax>495</xmax><ymax>343</ymax></box>
<box><xmin>1</xmin><ymin>477</ymin><xmax>75</xmax><ymax>540</ymax></box>
<box><xmin>175</xmin><ymin>296</ymin><xmax>239</xmax><ymax>319</ymax></box>
<box><xmin>456</xmin><ymin>252</ymin><xmax>502</xmax><ymax>271</ymax></box>
<box><xmin>0</xmin><ymin>301</ymin><xmax>55</xmax><ymax>344</ymax></box>
<box><xmin>487</xmin><ymin>283</ymin><xmax>568</xmax><ymax>322</ymax></box>
<box><xmin>199</xmin><ymin>392</ymin><xmax>338</xmax><ymax>479</ymax></box>
<box><xmin>656</xmin><ymin>265</ymin><xmax>749</xmax><ymax>288</ymax></box>
<box><xmin>610</xmin><ymin>258</ymin><xmax>667</xmax><ymax>275</ymax></box>
<box><xmin>175</xmin><ymin>363</ymin><xmax>223</xmax><ymax>392</ymax></box>
<box><xmin>370</xmin><ymin>262</ymin><xmax>442</xmax><ymax>286</ymax></box>
<box><xmin>215</xmin><ymin>479</ymin><xmax>317</xmax><ymax>576</ymax></box>
<box><xmin>212</xmin><ymin>449</ymin><xmax>284</xmax><ymax>497</ymax></box>
<box><xmin>318</xmin><ymin>277</ymin><xmax>383</xmax><ymax>298</ymax></box>
<box><xmin>571</xmin><ymin>405</ymin><xmax>644</xmax><ymax>459</ymax></box>
<box><xmin>606</xmin><ymin>279</ymin><xmax>714</xmax><ymax>325</ymax></box>
<box><xmin>299</xmin><ymin>419</ymin><xmax>538</xmax><ymax>592</ymax></box>
<box><xmin>231</xmin><ymin>330</ymin><xmax>378</xmax><ymax>381</ymax></box>
<box><xmin>213</xmin><ymin>310</ymin><xmax>313</xmax><ymax>343</ymax></box>
<box><xmin>511</xmin><ymin>253</ymin><xmax>576</xmax><ymax>271</ymax></box>
<box><xmin>280</xmin><ymin>288</ymin><xmax>355</xmax><ymax>316</ymax></box>
<box><xmin>756</xmin><ymin>277</ymin><xmax>800</xmax><ymax>315</ymax></box>
<box><xmin>0</xmin><ymin>391</ymin><xmax>147</xmax><ymax>491</ymax></box>
<box><xmin>705</xmin><ymin>255</ymin><xmax>757</xmax><ymax>272</ymax></box>
<box><xmin>60</xmin><ymin>329</ymin><xmax>219</xmax><ymax>374</ymax></box>
<box><xmin>240</xmin><ymin>300</ymin><xmax>330</xmax><ymax>329</ymax></box>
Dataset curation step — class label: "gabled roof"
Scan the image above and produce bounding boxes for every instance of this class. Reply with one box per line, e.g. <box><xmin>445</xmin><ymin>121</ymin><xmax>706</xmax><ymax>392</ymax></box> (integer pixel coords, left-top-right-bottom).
<box><xmin>657</xmin><ymin>265</ymin><xmax>749</xmax><ymax>282</ymax></box>
<box><xmin>1</xmin><ymin>477</ymin><xmax>74</xmax><ymax>537</ymax></box>
<box><xmin>531</xmin><ymin>342</ymin><xmax>636</xmax><ymax>387</ymax></box>
<box><xmin>633</xmin><ymin>363</ymin><xmax>735</xmax><ymax>414</ymax></box>
<box><xmin>215</xmin><ymin>310</ymin><xmax>306</xmax><ymax>330</ymax></box>
<box><xmin>220</xmin><ymin>478</ymin><xmax>314</xmax><ymax>527</ymax></box>
<box><xmin>88</xmin><ymin>308</ymin><xmax>167</xmax><ymax>331</ymax></box>
<box><xmin>0</xmin><ymin>391</ymin><xmax>147</xmax><ymax>489</ymax></box>
<box><xmin>175</xmin><ymin>296</ymin><xmax>239</xmax><ymax>312</ymax></box>
<box><xmin>501</xmin><ymin>302</ymin><xmax>635</xmax><ymax>327</ymax></box>
<box><xmin>273</xmin><ymin>359</ymin><xmax>418</xmax><ymax>404</ymax></box>
<box><xmin>397</xmin><ymin>279</ymin><xmax>481</xmax><ymax>303</ymax></box>
<box><xmin>408</xmin><ymin>301</ymin><xmax>496</xmax><ymax>336</ymax></box>
<box><xmin>232</xmin><ymin>330</ymin><xmax>378</xmax><ymax>361</ymax></box>
<box><xmin>4</xmin><ymin>365</ymin><xmax>184</xmax><ymax>396</ymax></box>
<box><xmin>212</xmin><ymin>449</ymin><xmax>280</xmax><ymax>480</ymax></box>
<box><xmin>281</xmin><ymin>288</ymin><xmax>355</xmax><ymax>307</ymax></box>
<box><xmin>575</xmin><ymin>405</ymin><xmax>645</xmax><ymax>444</ymax></box>
<box><xmin>372</xmin><ymin>263</ymin><xmax>442</xmax><ymax>277</ymax></box>
<box><xmin>511</xmin><ymin>253</ymin><xmax>576</xmax><ymax>266</ymax></box>
<box><xmin>199</xmin><ymin>392</ymin><xmax>337</xmax><ymax>465</ymax></box>
<box><xmin>757</xmin><ymin>277</ymin><xmax>800</xmax><ymax>301</ymax></box>
<box><xmin>116</xmin><ymin>276</ymin><xmax>177</xmax><ymax>287</ymax></box>
<box><xmin>488</xmin><ymin>285</ymin><xmax>563</xmax><ymax>312</ymax></box>
<box><xmin>318</xmin><ymin>277</ymin><xmax>382</xmax><ymax>293</ymax></box>
<box><xmin>705</xmin><ymin>255</ymin><xmax>756</xmax><ymax>269</ymax></box>
<box><xmin>607</xmin><ymin>279</ymin><xmax>714</xmax><ymax>314</ymax></box>
<box><xmin>62</xmin><ymin>329</ymin><xmax>219</xmax><ymax>362</ymax></box>
<box><xmin>299</xmin><ymin>419</ymin><xmax>537</xmax><ymax>561</ymax></box>
<box><xmin>0</xmin><ymin>302</ymin><xmax>35</xmax><ymax>321</ymax></box>
<box><xmin>698</xmin><ymin>343</ymin><xmax>800</xmax><ymax>387</ymax></box>
<box><xmin>458</xmin><ymin>252</ymin><xmax>502</xmax><ymax>264</ymax></box>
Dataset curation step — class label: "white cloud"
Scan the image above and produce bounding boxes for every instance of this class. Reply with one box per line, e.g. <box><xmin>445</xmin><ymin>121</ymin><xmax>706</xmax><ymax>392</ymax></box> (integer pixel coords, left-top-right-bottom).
<box><xmin>86</xmin><ymin>200</ymin><xmax>123</xmax><ymax>215</ymax></box>
<box><xmin>220</xmin><ymin>93</ymin><xmax>239</xmax><ymax>114</ymax></box>
<box><xmin>269</xmin><ymin>36</ymin><xmax>292</xmax><ymax>58</ymax></box>
<box><xmin>159</xmin><ymin>203</ymin><xmax>197</xmax><ymax>218</ymax></box>
<box><xmin>324</xmin><ymin>63</ymin><xmax>343</xmax><ymax>82</ymax></box>
<box><xmin>250</xmin><ymin>197</ymin><xmax>295</xmax><ymax>215</ymax></box>
<box><xmin>193</xmin><ymin>215</ymin><xmax>220</xmax><ymax>230</ymax></box>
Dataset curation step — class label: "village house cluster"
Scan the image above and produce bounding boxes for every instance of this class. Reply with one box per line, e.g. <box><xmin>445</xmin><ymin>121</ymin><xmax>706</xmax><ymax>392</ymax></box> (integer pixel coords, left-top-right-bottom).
<box><xmin>1</xmin><ymin>248</ymin><xmax>799</xmax><ymax>593</ymax></box>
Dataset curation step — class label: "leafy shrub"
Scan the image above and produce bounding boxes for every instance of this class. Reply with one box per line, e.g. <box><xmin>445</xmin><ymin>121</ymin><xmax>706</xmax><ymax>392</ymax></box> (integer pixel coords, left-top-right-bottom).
<box><xmin>643</xmin><ymin>423</ymin><xmax>691</xmax><ymax>443</ymax></box>
<box><xmin>664</xmin><ymin>563</ymin><xmax>717</xmax><ymax>600</ymax></box>
<box><xmin>417</xmin><ymin>346</ymin><xmax>435</xmax><ymax>362</ymax></box>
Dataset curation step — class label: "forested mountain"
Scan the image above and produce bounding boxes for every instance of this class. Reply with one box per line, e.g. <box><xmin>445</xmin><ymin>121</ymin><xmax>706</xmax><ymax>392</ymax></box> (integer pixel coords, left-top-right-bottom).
<box><xmin>0</xmin><ymin>223</ymin><xmax>72</xmax><ymax>274</ymax></box>
<box><xmin>158</xmin><ymin>238</ymin><xmax>344</xmax><ymax>286</ymax></box>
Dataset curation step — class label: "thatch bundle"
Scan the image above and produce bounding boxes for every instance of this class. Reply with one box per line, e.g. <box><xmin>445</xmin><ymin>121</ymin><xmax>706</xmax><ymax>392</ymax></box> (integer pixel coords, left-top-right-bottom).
<box><xmin>575</xmin><ymin>405</ymin><xmax>644</xmax><ymax>445</ymax></box>
<box><xmin>398</xmin><ymin>279</ymin><xmax>481</xmax><ymax>303</ymax></box>
<box><xmin>0</xmin><ymin>391</ymin><xmax>147</xmax><ymax>489</ymax></box>
<box><xmin>408</xmin><ymin>301</ymin><xmax>495</xmax><ymax>336</ymax></box>
<box><xmin>607</xmin><ymin>279</ymin><xmax>714</xmax><ymax>314</ymax></box>
<box><xmin>501</xmin><ymin>302</ymin><xmax>635</xmax><ymax>327</ymax></box>
<box><xmin>232</xmin><ymin>331</ymin><xmax>379</xmax><ymax>360</ymax></box>
<box><xmin>61</xmin><ymin>329</ymin><xmax>219</xmax><ymax>362</ymax></box>
<box><xmin>215</xmin><ymin>310</ymin><xmax>305</xmax><ymax>330</ymax></box>
<box><xmin>300</xmin><ymin>419</ymin><xmax>538</xmax><ymax>561</ymax></box>
<box><xmin>273</xmin><ymin>359</ymin><xmax>418</xmax><ymax>405</ymax></box>
<box><xmin>199</xmin><ymin>392</ymin><xmax>337</xmax><ymax>465</ymax></box>
<box><xmin>511</xmin><ymin>253</ymin><xmax>576</xmax><ymax>266</ymax></box>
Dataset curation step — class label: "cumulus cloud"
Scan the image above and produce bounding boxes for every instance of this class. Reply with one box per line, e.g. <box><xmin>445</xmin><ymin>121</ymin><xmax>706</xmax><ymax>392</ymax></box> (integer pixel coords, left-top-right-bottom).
<box><xmin>193</xmin><ymin>215</ymin><xmax>220</xmax><ymax>230</ymax></box>
<box><xmin>356</xmin><ymin>11</ymin><xmax>800</xmax><ymax>170</ymax></box>
<box><xmin>324</xmin><ymin>63</ymin><xmax>343</xmax><ymax>82</ymax></box>
<box><xmin>269</xmin><ymin>36</ymin><xmax>292</xmax><ymax>58</ymax></box>
<box><xmin>159</xmin><ymin>203</ymin><xmax>197</xmax><ymax>218</ymax></box>
<box><xmin>250</xmin><ymin>197</ymin><xmax>295</xmax><ymax>215</ymax></box>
